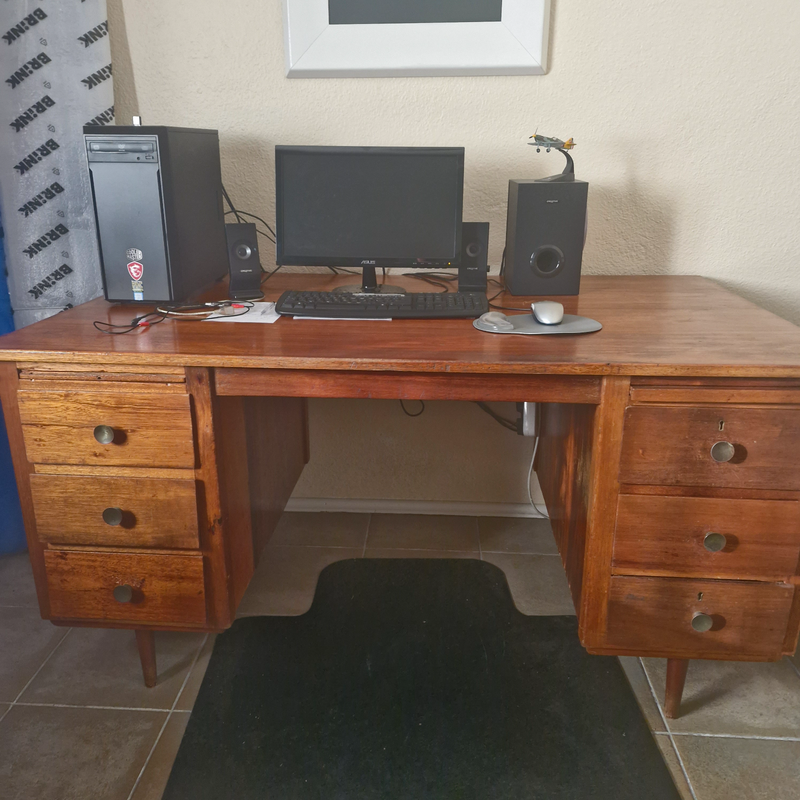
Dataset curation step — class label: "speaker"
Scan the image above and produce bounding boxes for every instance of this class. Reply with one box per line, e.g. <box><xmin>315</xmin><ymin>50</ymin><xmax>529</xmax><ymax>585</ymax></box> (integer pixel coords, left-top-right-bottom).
<box><xmin>458</xmin><ymin>222</ymin><xmax>489</xmax><ymax>292</ymax></box>
<box><xmin>504</xmin><ymin>179</ymin><xmax>588</xmax><ymax>296</ymax></box>
<box><xmin>226</xmin><ymin>223</ymin><xmax>263</xmax><ymax>300</ymax></box>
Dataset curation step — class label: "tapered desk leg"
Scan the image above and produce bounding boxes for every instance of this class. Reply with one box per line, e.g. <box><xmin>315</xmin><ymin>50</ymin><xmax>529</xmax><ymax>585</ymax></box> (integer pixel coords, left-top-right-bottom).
<box><xmin>665</xmin><ymin>658</ymin><xmax>689</xmax><ymax>719</ymax></box>
<box><xmin>135</xmin><ymin>630</ymin><xmax>157</xmax><ymax>688</ymax></box>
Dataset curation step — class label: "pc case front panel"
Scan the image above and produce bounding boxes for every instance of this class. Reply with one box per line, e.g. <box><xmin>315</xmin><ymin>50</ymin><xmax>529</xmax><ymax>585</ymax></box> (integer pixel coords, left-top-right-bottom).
<box><xmin>86</xmin><ymin>134</ymin><xmax>173</xmax><ymax>303</ymax></box>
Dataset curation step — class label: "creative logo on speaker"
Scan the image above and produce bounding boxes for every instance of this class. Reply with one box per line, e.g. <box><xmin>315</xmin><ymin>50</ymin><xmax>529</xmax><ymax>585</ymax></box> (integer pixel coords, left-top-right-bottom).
<box><xmin>126</xmin><ymin>248</ymin><xmax>143</xmax><ymax>261</ymax></box>
<box><xmin>127</xmin><ymin>261</ymin><xmax>143</xmax><ymax>280</ymax></box>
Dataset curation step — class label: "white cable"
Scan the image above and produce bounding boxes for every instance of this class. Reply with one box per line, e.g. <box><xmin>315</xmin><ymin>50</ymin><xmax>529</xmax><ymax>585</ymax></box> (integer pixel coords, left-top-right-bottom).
<box><xmin>526</xmin><ymin>435</ymin><xmax>549</xmax><ymax>518</ymax></box>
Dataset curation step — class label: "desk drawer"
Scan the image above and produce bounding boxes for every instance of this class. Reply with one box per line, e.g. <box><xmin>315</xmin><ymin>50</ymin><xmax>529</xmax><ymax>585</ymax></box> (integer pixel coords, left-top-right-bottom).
<box><xmin>44</xmin><ymin>550</ymin><xmax>206</xmax><ymax>625</ymax></box>
<box><xmin>18</xmin><ymin>390</ymin><xmax>195</xmax><ymax>468</ymax></box>
<box><xmin>606</xmin><ymin>576</ymin><xmax>794</xmax><ymax>658</ymax></box>
<box><xmin>31</xmin><ymin>474</ymin><xmax>199</xmax><ymax>550</ymax></box>
<box><xmin>619</xmin><ymin>406</ymin><xmax>800</xmax><ymax>490</ymax></box>
<box><xmin>613</xmin><ymin>494</ymin><xmax>800</xmax><ymax>581</ymax></box>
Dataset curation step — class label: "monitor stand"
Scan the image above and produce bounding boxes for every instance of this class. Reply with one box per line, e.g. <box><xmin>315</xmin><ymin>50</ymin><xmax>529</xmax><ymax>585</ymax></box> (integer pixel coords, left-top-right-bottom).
<box><xmin>333</xmin><ymin>266</ymin><xmax>405</xmax><ymax>295</ymax></box>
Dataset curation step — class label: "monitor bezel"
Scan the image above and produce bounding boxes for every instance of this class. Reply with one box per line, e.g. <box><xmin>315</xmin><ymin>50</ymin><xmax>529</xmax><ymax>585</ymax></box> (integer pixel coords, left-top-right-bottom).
<box><xmin>274</xmin><ymin>145</ymin><xmax>464</xmax><ymax>269</ymax></box>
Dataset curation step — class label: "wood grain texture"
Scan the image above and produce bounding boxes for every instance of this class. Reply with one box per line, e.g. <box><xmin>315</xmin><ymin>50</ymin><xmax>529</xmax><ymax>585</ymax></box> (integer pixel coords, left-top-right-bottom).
<box><xmin>135</xmin><ymin>629</ymin><xmax>157</xmax><ymax>688</ymax></box>
<box><xmin>0</xmin><ymin>363</ymin><xmax>50</xmax><ymax>617</ymax></box>
<box><xmin>578</xmin><ymin>376</ymin><xmax>631</xmax><ymax>649</ymax></box>
<box><xmin>18</xmin><ymin>390</ymin><xmax>195</xmax><ymax>468</ymax></box>
<box><xmin>44</xmin><ymin>549</ymin><xmax>206</xmax><ymax>625</ymax></box>
<box><xmin>630</xmin><ymin>387</ymin><xmax>800</xmax><ymax>405</ymax></box>
<box><xmin>613</xmin><ymin>494</ymin><xmax>800</xmax><ymax>581</ymax></box>
<box><xmin>606</xmin><ymin>576</ymin><xmax>794</xmax><ymax>659</ymax></box>
<box><xmin>665</xmin><ymin>659</ymin><xmax>689</xmax><ymax>719</ymax></box>
<box><xmin>535</xmin><ymin>402</ymin><xmax>594</xmax><ymax>612</ymax></box>
<box><xmin>216</xmin><ymin>368</ymin><xmax>602</xmax><ymax>404</ymax></box>
<box><xmin>2</xmin><ymin>276</ymin><xmax>800</xmax><ymax>377</ymax></box>
<box><xmin>30</xmin><ymin>474</ymin><xmax>199</xmax><ymax>549</ymax></box>
<box><xmin>619</xmin><ymin>406</ymin><xmax>800</xmax><ymax>490</ymax></box>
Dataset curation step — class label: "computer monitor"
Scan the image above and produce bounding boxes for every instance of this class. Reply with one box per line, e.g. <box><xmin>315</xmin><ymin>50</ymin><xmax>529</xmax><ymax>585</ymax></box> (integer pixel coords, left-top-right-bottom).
<box><xmin>275</xmin><ymin>145</ymin><xmax>464</xmax><ymax>293</ymax></box>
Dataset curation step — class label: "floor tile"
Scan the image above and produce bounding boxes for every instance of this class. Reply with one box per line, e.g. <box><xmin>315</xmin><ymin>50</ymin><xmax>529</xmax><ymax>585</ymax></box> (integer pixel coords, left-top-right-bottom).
<box><xmin>129</xmin><ymin>713</ymin><xmax>190</xmax><ymax>800</ymax></box>
<box><xmin>480</xmin><ymin>553</ymin><xmax>575</xmax><ymax>616</ymax></box>
<box><xmin>363</xmin><ymin>549</ymin><xmax>479</xmax><ymax>560</ymax></box>
<box><xmin>237</xmin><ymin>545</ymin><xmax>362</xmax><ymax>617</ymax></box>
<box><xmin>367</xmin><ymin>514</ymin><xmax>480</xmax><ymax>552</ymax></box>
<box><xmin>674</xmin><ymin>735</ymin><xmax>800</xmax><ymax>800</ymax></box>
<box><xmin>478</xmin><ymin>516</ymin><xmax>558</xmax><ymax>555</ymax></box>
<box><xmin>0</xmin><ymin>606</ymin><xmax>69</xmax><ymax>702</ymax></box>
<box><xmin>19</xmin><ymin>628</ymin><xmax>205</xmax><ymax>710</ymax></box>
<box><xmin>269</xmin><ymin>511</ymin><xmax>370</xmax><ymax>548</ymax></box>
<box><xmin>0</xmin><ymin>704</ymin><xmax>166</xmax><ymax>800</ymax></box>
<box><xmin>643</xmin><ymin>657</ymin><xmax>800</xmax><ymax>738</ymax></box>
<box><xmin>175</xmin><ymin>634</ymin><xmax>216</xmax><ymax>711</ymax></box>
<box><xmin>654</xmin><ymin>734</ymin><xmax>696</xmax><ymax>800</ymax></box>
<box><xmin>0</xmin><ymin>704</ymin><xmax>10</xmax><ymax>724</ymax></box>
<box><xmin>618</xmin><ymin>656</ymin><xmax>666</xmax><ymax>732</ymax></box>
<box><xmin>0</xmin><ymin>552</ymin><xmax>39</xmax><ymax>608</ymax></box>
<box><xmin>789</xmin><ymin>648</ymin><xmax>800</xmax><ymax>674</ymax></box>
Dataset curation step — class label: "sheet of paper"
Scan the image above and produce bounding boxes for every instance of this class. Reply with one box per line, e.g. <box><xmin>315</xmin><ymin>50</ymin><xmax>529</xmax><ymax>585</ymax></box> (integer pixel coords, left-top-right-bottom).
<box><xmin>205</xmin><ymin>302</ymin><xmax>280</xmax><ymax>323</ymax></box>
<box><xmin>292</xmin><ymin>317</ymin><xmax>393</xmax><ymax>321</ymax></box>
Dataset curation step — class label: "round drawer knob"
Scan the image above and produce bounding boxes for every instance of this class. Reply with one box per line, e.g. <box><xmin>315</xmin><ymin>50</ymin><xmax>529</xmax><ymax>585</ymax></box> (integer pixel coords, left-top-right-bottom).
<box><xmin>93</xmin><ymin>425</ymin><xmax>115</xmax><ymax>445</ymax></box>
<box><xmin>703</xmin><ymin>532</ymin><xmax>727</xmax><ymax>552</ymax></box>
<box><xmin>691</xmin><ymin>613</ymin><xmax>714</xmax><ymax>632</ymax></box>
<box><xmin>102</xmin><ymin>507</ymin><xmax>123</xmax><ymax>526</ymax></box>
<box><xmin>710</xmin><ymin>441</ymin><xmax>735</xmax><ymax>462</ymax></box>
<box><xmin>113</xmin><ymin>584</ymin><xmax>133</xmax><ymax>603</ymax></box>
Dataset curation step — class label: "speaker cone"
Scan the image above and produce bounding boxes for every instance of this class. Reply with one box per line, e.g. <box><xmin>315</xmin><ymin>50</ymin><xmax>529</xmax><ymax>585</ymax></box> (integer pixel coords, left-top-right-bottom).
<box><xmin>530</xmin><ymin>245</ymin><xmax>564</xmax><ymax>278</ymax></box>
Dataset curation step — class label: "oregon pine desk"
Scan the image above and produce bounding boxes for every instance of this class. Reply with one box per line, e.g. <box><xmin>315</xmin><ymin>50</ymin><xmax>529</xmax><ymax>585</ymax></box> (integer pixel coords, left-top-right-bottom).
<box><xmin>2</xmin><ymin>274</ymin><xmax>800</xmax><ymax>719</ymax></box>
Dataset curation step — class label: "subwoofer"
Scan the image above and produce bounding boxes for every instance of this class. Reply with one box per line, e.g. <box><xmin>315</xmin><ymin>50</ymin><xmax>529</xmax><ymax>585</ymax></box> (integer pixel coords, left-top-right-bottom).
<box><xmin>458</xmin><ymin>222</ymin><xmax>489</xmax><ymax>292</ymax></box>
<box><xmin>504</xmin><ymin>179</ymin><xmax>588</xmax><ymax>296</ymax></box>
<box><xmin>226</xmin><ymin>222</ymin><xmax>263</xmax><ymax>300</ymax></box>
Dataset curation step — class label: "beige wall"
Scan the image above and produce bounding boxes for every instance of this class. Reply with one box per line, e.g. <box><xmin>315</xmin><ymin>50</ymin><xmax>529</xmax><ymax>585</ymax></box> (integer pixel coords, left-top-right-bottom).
<box><xmin>107</xmin><ymin>1</ymin><xmax>800</xmax><ymax>505</ymax></box>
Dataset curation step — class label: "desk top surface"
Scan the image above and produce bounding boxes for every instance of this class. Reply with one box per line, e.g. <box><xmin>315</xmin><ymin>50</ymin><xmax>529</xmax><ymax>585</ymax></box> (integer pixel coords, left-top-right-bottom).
<box><xmin>2</xmin><ymin>275</ymin><xmax>800</xmax><ymax>377</ymax></box>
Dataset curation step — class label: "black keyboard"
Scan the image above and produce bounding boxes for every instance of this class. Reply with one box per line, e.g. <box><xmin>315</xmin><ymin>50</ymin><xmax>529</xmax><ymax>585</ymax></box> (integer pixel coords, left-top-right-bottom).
<box><xmin>275</xmin><ymin>290</ymin><xmax>489</xmax><ymax>319</ymax></box>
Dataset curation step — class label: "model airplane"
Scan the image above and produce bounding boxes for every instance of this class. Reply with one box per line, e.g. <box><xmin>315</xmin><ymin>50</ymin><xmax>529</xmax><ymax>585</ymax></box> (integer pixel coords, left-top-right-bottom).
<box><xmin>528</xmin><ymin>134</ymin><xmax>575</xmax><ymax>153</ymax></box>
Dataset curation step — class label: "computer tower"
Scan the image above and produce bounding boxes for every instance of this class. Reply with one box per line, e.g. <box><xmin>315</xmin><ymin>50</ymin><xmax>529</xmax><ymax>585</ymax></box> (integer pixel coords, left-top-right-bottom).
<box><xmin>84</xmin><ymin>125</ymin><xmax>228</xmax><ymax>303</ymax></box>
<box><xmin>504</xmin><ymin>179</ymin><xmax>588</xmax><ymax>296</ymax></box>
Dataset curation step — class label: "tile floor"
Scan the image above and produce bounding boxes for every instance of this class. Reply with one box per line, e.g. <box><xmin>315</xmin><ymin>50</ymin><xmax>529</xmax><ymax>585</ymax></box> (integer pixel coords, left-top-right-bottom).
<box><xmin>1</xmin><ymin>512</ymin><xmax>798</xmax><ymax>799</ymax></box>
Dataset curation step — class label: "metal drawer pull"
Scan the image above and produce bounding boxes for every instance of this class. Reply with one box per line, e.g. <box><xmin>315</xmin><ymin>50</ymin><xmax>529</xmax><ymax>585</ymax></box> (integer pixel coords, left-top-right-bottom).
<box><xmin>102</xmin><ymin>507</ymin><xmax>123</xmax><ymax>526</ymax></box>
<box><xmin>703</xmin><ymin>532</ymin><xmax>727</xmax><ymax>552</ymax></box>
<box><xmin>93</xmin><ymin>425</ymin><xmax>115</xmax><ymax>444</ymax></box>
<box><xmin>691</xmin><ymin>613</ymin><xmax>713</xmax><ymax>632</ymax></box>
<box><xmin>710</xmin><ymin>441</ymin><xmax>735</xmax><ymax>462</ymax></box>
<box><xmin>113</xmin><ymin>584</ymin><xmax>133</xmax><ymax>603</ymax></box>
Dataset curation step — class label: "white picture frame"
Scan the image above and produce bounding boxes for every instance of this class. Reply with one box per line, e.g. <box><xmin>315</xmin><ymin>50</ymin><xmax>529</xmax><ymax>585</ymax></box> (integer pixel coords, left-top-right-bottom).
<box><xmin>282</xmin><ymin>0</ymin><xmax>551</xmax><ymax>78</ymax></box>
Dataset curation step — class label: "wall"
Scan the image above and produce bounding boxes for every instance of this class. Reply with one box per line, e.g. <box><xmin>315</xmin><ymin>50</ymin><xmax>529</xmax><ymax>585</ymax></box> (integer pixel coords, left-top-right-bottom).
<box><xmin>106</xmin><ymin>0</ymin><xmax>800</xmax><ymax>507</ymax></box>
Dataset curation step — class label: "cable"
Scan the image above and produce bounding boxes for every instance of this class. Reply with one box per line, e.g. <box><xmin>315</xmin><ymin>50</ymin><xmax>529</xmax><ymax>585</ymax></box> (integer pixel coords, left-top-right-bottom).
<box><xmin>224</xmin><ymin>211</ymin><xmax>275</xmax><ymax>244</ymax></box>
<box><xmin>261</xmin><ymin>264</ymin><xmax>284</xmax><ymax>283</ymax></box>
<box><xmin>221</xmin><ymin>183</ymin><xmax>243</xmax><ymax>223</ymax></box>
<box><xmin>399</xmin><ymin>399</ymin><xmax>425</xmax><ymax>417</ymax></box>
<box><xmin>475</xmin><ymin>401</ymin><xmax>518</xmax><ymax>432</ymax></box>
<box><xmin>228</xmin><ymin>208</ymin><xmax>277</xmax><ymax>239</ymax></box>
<box><xmin>526</xmin><ymin>436</ymin><xmax>549</xmax><ymax>518</ymax></box>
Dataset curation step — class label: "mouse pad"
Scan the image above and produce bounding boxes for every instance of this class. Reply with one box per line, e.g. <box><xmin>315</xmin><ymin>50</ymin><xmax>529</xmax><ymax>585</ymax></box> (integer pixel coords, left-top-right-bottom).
<box><xmin>474</xmin><ymin>313</ymin><xmax>603</xmax><ymax>335</ymax></box>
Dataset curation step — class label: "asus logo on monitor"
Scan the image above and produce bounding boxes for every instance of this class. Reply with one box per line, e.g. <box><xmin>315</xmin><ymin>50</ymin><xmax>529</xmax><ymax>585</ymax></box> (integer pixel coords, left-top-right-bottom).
<box><xmin>360</xmin><ymin>260</ymin><xmax>376</xmax><ymax>265</ymax></box>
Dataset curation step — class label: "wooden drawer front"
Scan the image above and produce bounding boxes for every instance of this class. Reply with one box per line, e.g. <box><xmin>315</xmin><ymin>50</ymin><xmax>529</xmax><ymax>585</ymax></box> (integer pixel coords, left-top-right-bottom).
<box><xmin>44</xmin><ymin>550</ymin><xmax>206</xmax><ymax>625</ymax></box>
<box><xmin>31</xmin><ymin>475</ymin><xmax>199</xmax><ymax>549</ymax></box>
<box><xmin>619</xmin><ymin>406</ymin><xmax>800</xmax><ymax>490</ymax></box>
<box><xmin>607</xmin><ymin>576</ymin><xmax>794</xmax><ymax>658</ymax></box>
<box><xmin>614</xmin><ymin>495</ymin><xmax>800</xmax><ymax>581</ymax></box>
<box><xmin>18</xmin><ymin>390</ymin><xmax>194</xmax><ymax>468</ymax></box>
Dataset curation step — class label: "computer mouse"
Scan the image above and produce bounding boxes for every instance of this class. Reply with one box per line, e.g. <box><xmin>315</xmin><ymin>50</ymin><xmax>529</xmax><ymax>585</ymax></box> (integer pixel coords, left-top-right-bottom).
<box><xmin>532</xmin><ymin>301</ymin><xmax>564</xmax><ymax>325</ymax></box>
<box><xmin>479</xmin><ymin>311</ymin><xmax>514</xmax><ymax>331</ymax></box>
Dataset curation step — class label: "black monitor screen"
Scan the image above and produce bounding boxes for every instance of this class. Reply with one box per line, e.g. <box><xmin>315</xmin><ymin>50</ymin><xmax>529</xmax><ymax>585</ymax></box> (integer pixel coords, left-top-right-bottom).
<box><xmin>275</xmin><ymin>146</ymin><xmax>464</xmax><ymax>268</ymax></box>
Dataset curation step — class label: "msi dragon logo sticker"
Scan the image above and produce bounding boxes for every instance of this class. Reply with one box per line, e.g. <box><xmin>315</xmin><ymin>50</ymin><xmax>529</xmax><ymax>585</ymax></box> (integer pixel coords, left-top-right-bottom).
<box><xmin>127</xmin><ymin>261</ymin><xmax>143</xmax><ymax>280</ymax></box>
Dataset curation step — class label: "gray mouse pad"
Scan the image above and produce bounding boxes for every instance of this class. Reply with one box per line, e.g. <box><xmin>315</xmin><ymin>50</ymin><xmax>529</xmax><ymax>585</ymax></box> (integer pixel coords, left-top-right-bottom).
<box><xmin>473</xmin><ymin>313</ymin><xmax>602</xmax><ymax>335</ymax></box>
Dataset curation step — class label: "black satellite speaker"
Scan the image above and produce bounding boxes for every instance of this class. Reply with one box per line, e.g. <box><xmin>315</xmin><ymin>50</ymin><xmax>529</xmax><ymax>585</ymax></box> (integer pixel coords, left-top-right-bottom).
<box><xmin>458</xmin><ymin>222</ymin><xmax>489</xmax><ymax>292</ymax></box>
<box><xmin>226</xmin><ymin>223</ymin><xmax>263</xmax><ymax>300</ymax></box>
<box><xmin>504</xmin><ymin>179</ymin><xmax>588</xmax><ymax>296</ymax></box>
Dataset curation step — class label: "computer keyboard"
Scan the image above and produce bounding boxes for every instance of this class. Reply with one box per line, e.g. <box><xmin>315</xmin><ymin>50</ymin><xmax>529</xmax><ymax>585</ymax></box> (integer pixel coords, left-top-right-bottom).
<box><xmin>275</xmin><ymin>290</ymin><xmax>489</xmax><ymax>319</ymax></box>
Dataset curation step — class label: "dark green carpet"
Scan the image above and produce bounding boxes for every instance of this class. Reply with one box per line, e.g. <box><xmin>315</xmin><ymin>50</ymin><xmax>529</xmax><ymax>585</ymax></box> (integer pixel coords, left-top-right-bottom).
<box><xmin>164</xmin><ymin>559</ymin><xmax>680</xmax><ymax>799</ymax></box>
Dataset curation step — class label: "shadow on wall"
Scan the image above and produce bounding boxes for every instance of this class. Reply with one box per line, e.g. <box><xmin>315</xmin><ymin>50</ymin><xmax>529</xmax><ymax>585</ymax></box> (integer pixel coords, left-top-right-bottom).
<box><xmin>106</xmin><ymin>0</ymin><xmax>139</xmax><ymax>120</ymax></box>
<box><xmin>584</xmin><ymin>174</ymin><xmax>676</xmax><ymax>276</ymax></box>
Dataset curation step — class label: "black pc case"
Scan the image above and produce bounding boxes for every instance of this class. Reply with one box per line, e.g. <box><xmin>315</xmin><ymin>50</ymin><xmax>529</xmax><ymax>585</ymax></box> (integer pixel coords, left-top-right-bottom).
<box><xmin>84</xmin><ymin>125</ymin><xmax>228</xmax><ymax>303</ymax></box>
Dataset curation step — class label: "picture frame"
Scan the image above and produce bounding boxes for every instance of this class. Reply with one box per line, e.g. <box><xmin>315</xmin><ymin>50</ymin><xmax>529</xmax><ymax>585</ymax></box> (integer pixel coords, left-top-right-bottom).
<box><xmin>282</xmin><ymin>0</ymin><xmax>551</xmax><ymax>78</ymax></box>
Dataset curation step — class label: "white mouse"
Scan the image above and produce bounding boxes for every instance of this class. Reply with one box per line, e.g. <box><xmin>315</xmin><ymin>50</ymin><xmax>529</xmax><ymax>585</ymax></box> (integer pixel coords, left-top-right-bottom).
<box><xmin>532</xmin><ymin>301</ymin><xmax>564</xmax><ymax>325</ymax></box>
<box><xmin>479</xmin><ymin>311</ymin><xmax>514</xmax><ymax>331</ymax></box>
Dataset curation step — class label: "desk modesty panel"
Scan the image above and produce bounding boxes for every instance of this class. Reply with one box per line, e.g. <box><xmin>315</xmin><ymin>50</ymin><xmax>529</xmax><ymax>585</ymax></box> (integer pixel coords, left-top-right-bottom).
<box><xmin>1</xmin><ymin>275</ymin><xmax>800</xmax><ymax>718</ymax></box>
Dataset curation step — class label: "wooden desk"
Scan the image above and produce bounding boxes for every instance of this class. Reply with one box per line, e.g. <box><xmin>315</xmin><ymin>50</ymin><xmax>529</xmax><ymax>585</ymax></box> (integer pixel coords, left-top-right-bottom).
<box><xmin>2</xmin><ymin>274</ymin><xmax>800</xmax><ymax>719</ymax></box>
